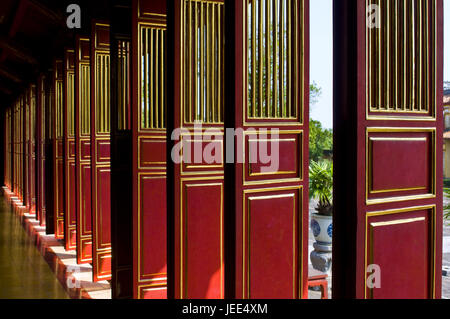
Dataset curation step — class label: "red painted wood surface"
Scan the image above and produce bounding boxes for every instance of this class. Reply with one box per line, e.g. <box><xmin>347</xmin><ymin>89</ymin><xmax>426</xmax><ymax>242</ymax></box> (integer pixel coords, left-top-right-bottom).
<box><xmin>22</xmin><ymin>93</ymin><xmax>28</xmax><ymax>206</ymax></box>
<box><xmin>91</xmin><ymin>21</ymin><xmax>112</xmax><ymax>282</ymax></box>
<box><xmin>64</xmin><ymin>49</ymin><xmax>77</xmax><ymax>251</ymax></box>
<box><xmin>24</xmin><ymin>86</ymin><xmax>36</xmax><ymax>214</ymax></box>
<box><xmin>132</xmin><ymin>0</ymin><xmax>167</xmax><ymax>299</ymax></box>
<box><xmin>75</xmin><ymin>36</ymin><xmax>93</xmax><ymax>264</ymax></box>
<box><xmin>23</xmin><ymin>90</ymin><xmax>30</xmax><ymax>210</ymax></box>
<box><xmin>228</xmin><ymin>0</ymin><xmax>310</xmax><ymax>299</ymax></box>
<box><xmin>53</xmin><ymin>60</ymin><xmax>65</xmax><ymax>239</ymax></box>
<box><xmin>170</xmin><ymin>0</ymin><xmax>225</xmax><ymax>299</ymax></box>
<box><xmin>333</xmin><ymin>0</ymin><xmax>443</xmax><ymax>299</ymax></box>
<box><xmin>29</xmin><ymin>85</ymin><xmax>36</xmax><ymax>215</ymax></box>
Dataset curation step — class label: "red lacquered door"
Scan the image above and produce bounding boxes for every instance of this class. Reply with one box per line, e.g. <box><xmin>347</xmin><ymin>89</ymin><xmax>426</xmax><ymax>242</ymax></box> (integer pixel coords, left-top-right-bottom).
<box><xmin>91</xmin><ymin>21</ymin><xmax>112</xmax><ymax>282</ymax></box>
<box><xmin>75</xmin><ymin>36</ymin><xmax>93</xmax><ymax>264</ymax></box>
<box><xmin>18</xmin><ymin>98</ymin><xmax>24</xmax><ymax>202</ymax></box>
<box><xmin>64</xmin><ymin>49</ymin><xmax>77</xmax><ymax>250</ymax></box>
<box><xmin>227</xmin><ymin>0</ymin><xmax>310</xmax><ymax>299</ymax></box>
<box><xmin>5</xmin><ymin>109</ymin><xmax>11</xmax><ymax>190</ymax></box>
<box><xmin>23</xmin><ymin>90</ymin><xmax>30</xmax><ymax>211</ymax></box>
<box><xmin>36</xmin><ymin>75</ymin><xmax>46</xmax><ymax>226</ymax></box>
<box><xmin>30</xmin><ymin>85</ymin><xmax>36</xmax><ymax>214</ymax></box>
<box><xmin>333</xmin><ymin>0</ymin><xmax>443</xmax><ymax>299</ymax></box>
<box><xmin>132</xmin><ymin>0</ymin><xmax>167</xmax><ymax>299</ymax></box>
<box><xmin>53</xmin><ymin>60</ymin><xmax>65</xmax><ymax>239</ymax></box>
<box><xmin>23</xmin><ymin>91</ymin><xmax>30</xmax><ymax>210</ymax></box>
<box><xmin>170</xmin><ymin>0</ymin><xmax>226</xmax><ymax>299</ymax></box>
<box><xmin>26</xmin><ymin>85</ymin><xmax>36</xmax><ymax>215</ymax></box>
<box><xmin>45</xmin><ymin>71</ymin><xmax>56</xmax><ymax>234</ymax></box>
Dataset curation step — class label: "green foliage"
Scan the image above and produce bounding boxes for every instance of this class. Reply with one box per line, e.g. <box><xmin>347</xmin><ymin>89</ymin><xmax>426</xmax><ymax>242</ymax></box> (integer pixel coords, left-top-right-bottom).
<box><xmin>444</xmin><ymin>179</ymin><xmax>450</xmax><ymax>188</ymax></box>
<box><xmin>308</xmin><ymin>82</ymin><xmax>332</xmax><ymax>162</ymax></box>
<box><xmin>309</xmin><ymin>120</ymin><xmax>333</xmax><ymax>162</ymax></box>
<box><xmin>309</xmin><ymin>160</ymin><xmax>333</xmax><ymax>216</ymax></box>
<box><xmin>444</xmin><ymin>188</ymin><xmax>450</xmax><ymax>224</ymax></box>
<box><xmin>310</xmin><ymin>81</ymin><xmax>322</xmax><ymax>107</ymax></box>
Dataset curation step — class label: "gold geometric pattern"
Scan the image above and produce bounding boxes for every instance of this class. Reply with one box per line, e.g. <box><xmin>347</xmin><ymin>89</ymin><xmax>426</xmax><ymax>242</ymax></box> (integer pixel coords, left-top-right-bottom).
<box><xmin>366</xmin><ymin>0</ymin><xmax>436</xmax><ymax>116</ymax></box>
<box><xmin>182</xmin><ymin>0</ymin><xmax>225</xmax><ymax>124</ymax></box>
<box><xmin>247</xmin><ymin>0</ymin><xmax>300</xmax><ymax>120</ymax></box>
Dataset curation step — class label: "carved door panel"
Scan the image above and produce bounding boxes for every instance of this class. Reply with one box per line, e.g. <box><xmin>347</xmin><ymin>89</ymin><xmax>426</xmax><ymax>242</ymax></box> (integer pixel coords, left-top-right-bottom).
<box><xmin>37</xmin><ymin>75</ymin><xmax>46</xmax><ymax>226</ymax></box>
<box><xmin>132</xmin><ymin>0</ymin><xmax>168</xmax><ymax>299</ymax></box>
<box><xmin>5</xmin><ymin>109</ymin><xmax>11</xmax><ymax>191</ymax></box>
<box><xmin>53</xmin><ymin>60</ymin><xmax>65</xmax><ymax>239</ymax></box>
<box><xmin>64</xmin><ymin>49</ymin><xmax>77</xmax><ymax>250</ymax></box>
<box><xmin>91</xmin><ymin>21</ymin><xmax>112</xmax><ymax>282</ymax></box>
<box><xmin>29</xmin><ymin>85</ymin><xmax>36</xmax><ymax>214</ymax></box>
<box><xmin>75</xmin><ymin>36</ymin><xmax>93</xmax><ymax>264</ymax></box>
<box><xmin>333</xmin><ymin>0</ymin><xmax>443</xmax><ymax>299</ymax></box>
<box><xmin>170</xmin><ymin>0</ymin><xmax>226</xmax><ymax>299</ymax></box>
<box><xmin>227</xmin><ymin>0</ymin><xmax>310</xmax><ymax>299</ymax></box>
<box><xmin>23</xmin><ymin>91</ymin><xmax>30</xmax><ymax>211</ymax></box>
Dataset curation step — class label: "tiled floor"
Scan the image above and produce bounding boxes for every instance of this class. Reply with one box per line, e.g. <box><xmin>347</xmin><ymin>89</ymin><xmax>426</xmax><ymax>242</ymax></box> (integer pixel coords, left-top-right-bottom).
<box><xmin>1</xmin><ymin>188</ymin><xmax>111</xmax><ymax>299</ymax></box>
<box><xmin>0</xmin><ymin>192</ymin><xmax>68</xmax><ymax>299</ymax></box>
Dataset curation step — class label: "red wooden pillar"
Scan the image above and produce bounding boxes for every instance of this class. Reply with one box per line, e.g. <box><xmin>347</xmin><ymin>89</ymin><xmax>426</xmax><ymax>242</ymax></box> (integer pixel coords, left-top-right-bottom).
<box><xmin>75</xmin><ymin>36</ymin><xmax>93</xmax><ymax>264</ymax></box>
<box><xmin>333</xmin><ymin>0</ymin><xmax>443</xmax><ymax>299</ymax></box>
<box><xmin>225</xmin><ymin>0</ymin><xmax>310</xmax><ymax>299</ymax></box>
<box><xmin>131</xmin><ymin>0</ymin><xmax>168</xmax><ymax>299</ymax></box>
<box><xmin>91</xmin><ymin>21</ymin><xmax>112</xmax><ymax>282</ymax></box>
<box><xmin>64</xmin><ymin>48</ymin><xmax>77</xmax><ymax>250</ymax></box>
<box><xmin>168</xmin><ymin>0</ymin><xmax>226</xmax><ymax>299</ymax></box>
<box><xmin>53</xmin><ymin>60</ymin><xmax>65</xmax><ymax>239</ymax></box>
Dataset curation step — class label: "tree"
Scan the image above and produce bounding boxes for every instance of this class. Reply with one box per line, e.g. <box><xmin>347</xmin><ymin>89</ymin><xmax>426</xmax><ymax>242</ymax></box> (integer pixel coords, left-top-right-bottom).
<box><xmin>309</xmin><ymin>83</ymin><xmax>332</xmax><ymax>162</ymax></box>
<box><xmin>310</xmin><ymin>81</ymin><xmax>322</xmax><ymax>107</ymax></box>
<box><xmin>309</xmin><ymin>120</ymin><xmax>333</xmax><ymax>162</ymax></box>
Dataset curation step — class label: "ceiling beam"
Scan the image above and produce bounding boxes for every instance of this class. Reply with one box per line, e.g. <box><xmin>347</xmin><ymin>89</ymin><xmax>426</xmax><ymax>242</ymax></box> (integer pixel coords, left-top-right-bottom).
<box><xmin>8</xmin><ymin>0</ymin><xmax>28</xmax><ymax>38</ymax></box>
<box><xmin>0</xmin><ymin>36</ymin><xmax>38</xmax><ymax>65</ymax></box>
<box><xmin>28</xmin><ymin>0</ymin><xmax>65</xmax><ymax>25</ymax></box>
<box><xmin>0</xmin><ymin>67</ymin><xmax>22</xmax><ymax>83</ymax></box>
<box><xmin>0</xmin><ymin>86</ymin><xmax>13</xmax><ymax>95</ymax></box>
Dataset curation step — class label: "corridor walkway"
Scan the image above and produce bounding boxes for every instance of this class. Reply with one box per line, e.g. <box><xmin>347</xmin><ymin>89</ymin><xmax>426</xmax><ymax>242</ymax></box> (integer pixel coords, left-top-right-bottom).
<box><xmin>0</xmin><ymin>193</ymin><xmax>68</xmax><ymax>299</ymax></box>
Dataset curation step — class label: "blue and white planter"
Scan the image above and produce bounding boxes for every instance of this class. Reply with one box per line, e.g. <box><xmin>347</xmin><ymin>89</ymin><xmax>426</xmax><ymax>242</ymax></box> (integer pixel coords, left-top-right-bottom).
<box><xmin>310</xmin><ymin>214</ymin><xmax>332</xmax><ymax>244</ymax></box>
<box><xmin>310</xmin><ymin>213</ymin><xmax>332</xmax><ymax>273</ymax></box>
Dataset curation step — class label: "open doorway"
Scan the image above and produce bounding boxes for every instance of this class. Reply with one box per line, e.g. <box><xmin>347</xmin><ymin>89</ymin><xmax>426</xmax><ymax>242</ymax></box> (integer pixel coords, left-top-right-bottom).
<box><xmin>308</xmin><ymin>0</ymin><xmax>333</xmax><ymax>299</ymax></box>
<box><xmin>441</xmin><ymin>0</ymin><xmax>450</xmax><ymax>300</ymax></box>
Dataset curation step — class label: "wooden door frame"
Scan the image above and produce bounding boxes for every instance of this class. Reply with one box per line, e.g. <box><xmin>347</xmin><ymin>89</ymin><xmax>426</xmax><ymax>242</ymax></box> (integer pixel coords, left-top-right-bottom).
<box><xmin>333</xmin><ymin>0</ymin><xmax>443</xmax><ymax>299</ymax></box>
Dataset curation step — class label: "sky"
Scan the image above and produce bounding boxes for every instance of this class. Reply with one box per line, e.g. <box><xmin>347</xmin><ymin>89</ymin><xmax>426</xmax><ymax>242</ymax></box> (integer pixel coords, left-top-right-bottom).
<box><xmin>310</xmin><ymin>1</ymin><xmax>333</xmax><ymax>128</ymax></box>
<box><xmin>310</xmin><ymin>0</ymin><xmax>450</xmax><ymax>129</ymax></box>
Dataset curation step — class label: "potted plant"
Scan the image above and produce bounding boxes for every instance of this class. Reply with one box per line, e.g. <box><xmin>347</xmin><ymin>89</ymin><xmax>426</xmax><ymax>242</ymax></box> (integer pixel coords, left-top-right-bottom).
<box><xmin>309</xmin><ymin>160</ymin><xmax>333</xmax><ymax>273</ymax></box>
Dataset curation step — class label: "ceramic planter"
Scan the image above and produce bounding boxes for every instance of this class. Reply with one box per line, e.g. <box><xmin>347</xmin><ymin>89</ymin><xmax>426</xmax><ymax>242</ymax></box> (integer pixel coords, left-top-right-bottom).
<box><xmin>310</xmin><ymin>213</ymin><xmax>333</xmax><ymax>273</ymax></box>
